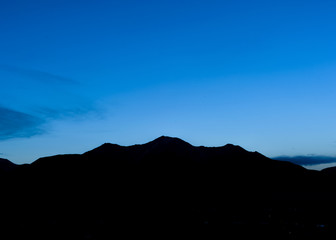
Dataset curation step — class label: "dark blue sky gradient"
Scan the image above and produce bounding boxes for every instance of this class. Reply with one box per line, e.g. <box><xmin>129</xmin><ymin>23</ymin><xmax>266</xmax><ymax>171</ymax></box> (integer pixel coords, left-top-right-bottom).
<box><xmin>1</xmin><ymin>0</ymin><xmax>336</xmax><ymax>163</ymax></box>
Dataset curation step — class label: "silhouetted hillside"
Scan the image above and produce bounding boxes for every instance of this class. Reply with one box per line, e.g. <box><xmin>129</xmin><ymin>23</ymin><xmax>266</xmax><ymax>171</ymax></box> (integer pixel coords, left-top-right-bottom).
<box><xmin>0</xmin><ymin>158</ymin><xmax>17</xmax><ymax>173</ymax></box>
<box><xmin>321</xmin><ymin>166</ymin><xmax>336</xmax><ymax>176</ymax></box>
<box><xmin>1</xmin><ymin>136</ymin><xmax>336</xmax><ymax>239</ymax></box>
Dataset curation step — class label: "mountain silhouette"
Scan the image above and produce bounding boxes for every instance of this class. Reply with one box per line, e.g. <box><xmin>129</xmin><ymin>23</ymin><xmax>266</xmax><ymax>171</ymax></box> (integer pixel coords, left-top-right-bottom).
<box><xmin>1</xmin><ymin>136</ymin><xmax>336</xmax><ymax>239</ymax></box>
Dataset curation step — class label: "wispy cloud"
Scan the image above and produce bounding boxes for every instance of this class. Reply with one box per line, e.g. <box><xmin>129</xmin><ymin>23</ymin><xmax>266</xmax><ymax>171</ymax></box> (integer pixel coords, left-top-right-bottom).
<box><xmin>35</xmin><ymin>103</ymin><xmax>100</xmax><ymax>120</ymax></box>
<box><xmin>0</xmin><ymin>65</ymin><xmax>102</xmax><ymax>141</ymax></box>
<box><xmin>0</xmin><ymin>106</ymin><xmax>44</xmax><ymax>140</ymax></box>
<box><xmin>0</xmin><ymin>64</ymin><xmax>77</xmax><ymax>85</ymax></box>
<box><xmin>0</xmin><ymin>104</ymin><xmax>101</xmax><ymax>141</ymax></box>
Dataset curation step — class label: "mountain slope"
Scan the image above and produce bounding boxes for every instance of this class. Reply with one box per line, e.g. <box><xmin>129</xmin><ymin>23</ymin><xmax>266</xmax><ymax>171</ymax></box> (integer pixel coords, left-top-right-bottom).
<box><xmin>0</xmin><ymin>158</ymin><xmax>17</xmax><ymax>172</ymax></box>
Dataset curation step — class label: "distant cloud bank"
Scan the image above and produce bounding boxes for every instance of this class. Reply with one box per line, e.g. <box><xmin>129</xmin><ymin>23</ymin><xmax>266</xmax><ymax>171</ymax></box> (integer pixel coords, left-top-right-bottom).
<box><xmin>273</xmin><ymin>156</ymin><xmax>336</xmax><ymax>166</ymax></box>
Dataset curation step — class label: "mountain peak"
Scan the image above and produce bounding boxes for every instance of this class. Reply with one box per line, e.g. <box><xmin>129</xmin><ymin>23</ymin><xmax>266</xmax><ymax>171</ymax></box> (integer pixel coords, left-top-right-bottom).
<box><xmin>147</xmin><ymin>136</ymin><xmax>192</xmax><ymax>147</ymax></box>
<box><xmin>222</xmin><ymin>143</ymin><xmax>247</xmax><ymax>152</ymax></box>
<box><xmin>84</xmin><ymin>142</ymin><xmax>123</xmax><ymax>156</ymax></box>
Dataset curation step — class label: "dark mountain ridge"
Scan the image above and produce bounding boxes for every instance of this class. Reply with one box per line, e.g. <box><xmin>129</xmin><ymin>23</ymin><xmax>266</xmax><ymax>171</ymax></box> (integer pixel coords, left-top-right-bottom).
<box><xmin>1</xmin><ymin>136</ymin><xmax>336</xmax><ymax>239</ymax></box>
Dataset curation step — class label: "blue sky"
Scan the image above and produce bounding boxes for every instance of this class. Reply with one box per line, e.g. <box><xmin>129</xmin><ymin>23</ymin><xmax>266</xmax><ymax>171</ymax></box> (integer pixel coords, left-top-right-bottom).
<box><xmin>1</xmin><ymin>0</ymin><xmax>336</xmax><ymax>163</ymax></box>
